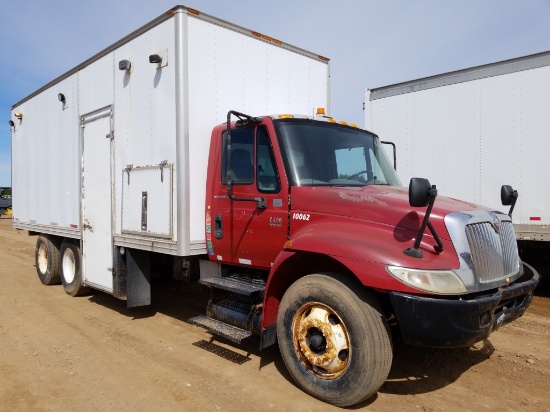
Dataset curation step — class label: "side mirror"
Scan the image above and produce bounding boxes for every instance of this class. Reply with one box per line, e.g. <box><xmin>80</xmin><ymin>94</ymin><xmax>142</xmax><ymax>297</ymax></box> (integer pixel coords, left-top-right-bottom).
<box><xmin>404</xmin><ymin>178</ymin><xmax>443</xmax><ymax>258</ymax></box>
<box><xmin>501</xmin><ymin>185</ymin><xmax>518</xmax><ymax>218</ymax></box>
<box><xmin>501</xmin><ymin>185</ymin><xmax>518</xmax><ymax>206</ymax></box>
<box><xmin>409</xmin><ymin>177</ymin><xmax>432</xmax><ymax>207</ymax></box>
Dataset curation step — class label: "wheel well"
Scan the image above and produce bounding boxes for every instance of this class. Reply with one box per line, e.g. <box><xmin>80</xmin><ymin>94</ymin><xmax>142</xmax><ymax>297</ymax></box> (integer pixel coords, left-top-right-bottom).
<box><xmin>264</xmin><ymin>251</ymin><xmax>388</xmax><ymax>328</ymax></box>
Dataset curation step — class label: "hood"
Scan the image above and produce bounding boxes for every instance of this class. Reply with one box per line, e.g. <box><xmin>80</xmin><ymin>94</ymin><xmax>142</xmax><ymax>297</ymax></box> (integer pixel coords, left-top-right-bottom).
<box><xmin>290</xmin><ymin>185</ymin><xmax>491</xmax><ymax>240</ymax></box>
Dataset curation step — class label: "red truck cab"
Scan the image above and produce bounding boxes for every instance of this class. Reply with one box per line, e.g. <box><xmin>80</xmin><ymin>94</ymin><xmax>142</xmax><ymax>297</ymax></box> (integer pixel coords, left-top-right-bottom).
<box><xmin>193</xmin><ymin>111</ymin><xmax>539</xmax><ymax>407</ymax></box>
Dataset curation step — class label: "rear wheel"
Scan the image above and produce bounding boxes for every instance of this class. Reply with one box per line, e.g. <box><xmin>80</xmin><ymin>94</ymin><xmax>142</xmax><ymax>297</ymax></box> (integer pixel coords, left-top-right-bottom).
<box><xmin>35</xmin><ymin>235</ymin><xmax>61</xmax><ymax>285</ymax></box>
<box><xmin>60</xmin><ymin>240</ymin><xmax>89</xmax><ymax>296</ymax></box>
<box><xmin>277</xmin><ymin>273</ymin><xmax>392</xmax><ymax>407</ymax></box>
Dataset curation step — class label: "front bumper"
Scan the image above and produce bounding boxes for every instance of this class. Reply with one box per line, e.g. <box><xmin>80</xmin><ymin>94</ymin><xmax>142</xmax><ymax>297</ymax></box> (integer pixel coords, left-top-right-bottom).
<box><xmin>389</xmin><ymin>262</ymin><xmax>539</xmax><ymax>348</ymax></box>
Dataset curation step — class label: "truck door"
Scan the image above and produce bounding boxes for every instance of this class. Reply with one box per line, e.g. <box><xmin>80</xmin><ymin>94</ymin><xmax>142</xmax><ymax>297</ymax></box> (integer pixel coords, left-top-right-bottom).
<box><xmin>80</xmin><ymin>106</ymin><xmax>114</xmax><ymax>292</ymax></box>
<box><xmin>209</xmin><ymin>124</ymin><xmax>288</xmax><ymax>268</ymax></box>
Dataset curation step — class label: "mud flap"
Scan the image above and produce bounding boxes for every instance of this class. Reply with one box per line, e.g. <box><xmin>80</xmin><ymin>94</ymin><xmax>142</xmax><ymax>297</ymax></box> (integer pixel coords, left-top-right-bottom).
<box><xmin>126</xmin><ymin>248</ymin><xmax>151</xmax><ymax>308</ymax></box>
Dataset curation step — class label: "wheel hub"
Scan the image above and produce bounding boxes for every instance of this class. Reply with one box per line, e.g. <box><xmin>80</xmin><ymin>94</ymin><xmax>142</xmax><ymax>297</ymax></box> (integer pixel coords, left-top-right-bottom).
<box><xmin>37</xmin><ymin>243</ymin><xmax>48</xmax><ymax>274</ymax></box>
<box><xmin>293</xmin><ymin>303</ymin><xmax>350</xmax><ymax>379</ymax></box>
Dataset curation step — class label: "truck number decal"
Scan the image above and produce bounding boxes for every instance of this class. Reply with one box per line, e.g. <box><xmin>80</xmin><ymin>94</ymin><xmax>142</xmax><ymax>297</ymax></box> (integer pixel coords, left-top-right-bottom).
<box><xmin>292</xmin><ymin>213</ymin><xmax>310</xmax><ymax>221</ymax></box>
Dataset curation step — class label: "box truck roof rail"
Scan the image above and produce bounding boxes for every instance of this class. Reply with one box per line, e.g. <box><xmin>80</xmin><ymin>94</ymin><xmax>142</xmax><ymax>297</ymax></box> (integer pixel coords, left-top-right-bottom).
<box><xmin>368</xmin><ymin>50</ymin><xmax>550</xmax><ymax>101</ymax></box>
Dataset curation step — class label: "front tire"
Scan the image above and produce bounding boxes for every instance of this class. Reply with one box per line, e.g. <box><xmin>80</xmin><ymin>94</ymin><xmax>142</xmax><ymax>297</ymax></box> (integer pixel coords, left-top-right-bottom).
<box><xmin>35</xmin><ymin>235</ymin><xmax>61</xmax><ymax>285</ymax></box>
<box><xmin>60</xmin><ymin>240</ymin><xmax>89</xmax><ymax>297</ymax></box>
<box><xmin>277</xmin><ymin>273</ymin><xmax>392</xmax><ymax>407</ymax></box>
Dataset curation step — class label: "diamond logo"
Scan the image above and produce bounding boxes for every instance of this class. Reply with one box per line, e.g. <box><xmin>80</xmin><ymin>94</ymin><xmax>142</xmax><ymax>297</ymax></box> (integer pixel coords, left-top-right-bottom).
<box><xmin>490</xmin><ymin>214</ymin><xmax>501</xmax><ymax>234</ymax></box>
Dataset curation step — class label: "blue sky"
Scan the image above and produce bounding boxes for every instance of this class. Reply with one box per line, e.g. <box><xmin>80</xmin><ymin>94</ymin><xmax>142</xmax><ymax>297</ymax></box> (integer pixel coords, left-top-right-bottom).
<box><xmin>1</xmin><ymin>0</ymin><xmax>550</xmax><ymax>187</ymax></box>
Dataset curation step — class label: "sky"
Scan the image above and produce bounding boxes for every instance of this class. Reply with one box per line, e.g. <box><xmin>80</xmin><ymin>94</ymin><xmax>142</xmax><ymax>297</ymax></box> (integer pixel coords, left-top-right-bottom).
<box><xmin>1</xmin><ymin>0</ymin><xmax>550</xmax><ymax>187</ymax></box>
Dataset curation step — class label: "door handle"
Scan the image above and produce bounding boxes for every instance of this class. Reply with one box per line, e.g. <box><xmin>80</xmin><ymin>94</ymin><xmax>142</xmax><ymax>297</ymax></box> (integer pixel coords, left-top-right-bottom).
<box><xmin>83</xmin><ymin>219</ymin><xmax>93</xmax><ymax>231</ymax></box>
<box><xmin>214</xmin><ymin>215</ymin><xmax>223</xmax><ymax>239</ymax></box>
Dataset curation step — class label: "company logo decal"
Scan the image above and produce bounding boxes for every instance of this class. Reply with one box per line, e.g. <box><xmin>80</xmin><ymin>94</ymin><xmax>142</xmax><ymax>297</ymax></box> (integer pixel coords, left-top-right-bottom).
<box><xmin>490</xmin><ymin>214</ymin><xmax>501</xmax><ymax>234</ymax></box>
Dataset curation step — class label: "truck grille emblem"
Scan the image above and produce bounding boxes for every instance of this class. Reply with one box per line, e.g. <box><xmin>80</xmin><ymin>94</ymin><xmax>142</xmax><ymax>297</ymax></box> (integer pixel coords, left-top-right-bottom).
<box><xmin>490</xmin><ymin>214</ymin><xmax>501</xmax><ymax>234</ymax></box>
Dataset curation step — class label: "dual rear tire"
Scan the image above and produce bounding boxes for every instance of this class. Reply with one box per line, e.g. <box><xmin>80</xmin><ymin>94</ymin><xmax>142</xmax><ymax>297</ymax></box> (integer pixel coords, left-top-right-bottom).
<box><xmin>34</xmin><ymin>235</ymin><xmax>88</xmax><ymax>296</ymax></box>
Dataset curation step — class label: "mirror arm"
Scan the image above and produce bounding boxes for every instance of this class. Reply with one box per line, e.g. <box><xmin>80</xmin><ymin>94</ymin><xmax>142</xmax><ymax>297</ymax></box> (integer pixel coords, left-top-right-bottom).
<box><xmin>427</xmin><ymin>221</ymin><xmax>443</xmax><ymax>253</ymax></box>
<box><xmin>508</xmin><ymin>192</ymin><xmax>518</xmax><ymax>218</ymax></box>
<box><xmin>381</xmin><ymin>141</ymin><xmax>396</xmax><ymax>171</ymax></box>
<box><xmin>404</xmin><ymin>185</ymin><xmax>442</xmax><ymax>258</ymax></box>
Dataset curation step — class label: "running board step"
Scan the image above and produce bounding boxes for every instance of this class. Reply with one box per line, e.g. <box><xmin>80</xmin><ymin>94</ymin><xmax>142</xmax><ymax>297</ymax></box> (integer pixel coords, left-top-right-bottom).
<box><xmin>188</xmin><ymin>315</ymin><xmax>252</xmax><ymax>344</ymax></box>
<box><xmin>199</xmin><ymin>276</ymin><xmax>264</xmax><ymax>297</ymax></box>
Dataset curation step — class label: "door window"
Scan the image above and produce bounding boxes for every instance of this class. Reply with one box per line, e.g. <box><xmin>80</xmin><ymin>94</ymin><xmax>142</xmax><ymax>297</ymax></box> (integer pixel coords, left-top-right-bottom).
<box><xmin>256</xmin><ymin>126</ymin><xmax>280</xmax><ymax>193</ymax></box>
<box><xmin>221</xmin><ymin>126</ymin><xmax>280</xmax><ymax>192</ymax></box>
<box><xmin>222</xmin><ymin>128</ymin><xmax>254</xmax><ymax>184</ymax></box>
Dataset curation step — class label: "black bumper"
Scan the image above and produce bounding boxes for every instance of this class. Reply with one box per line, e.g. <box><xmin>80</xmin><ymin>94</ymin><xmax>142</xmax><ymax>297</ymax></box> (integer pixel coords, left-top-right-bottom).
<box><xmin>389</xmin><ymin>262</ymin><xmax>539</xmax><ymax>348</ymax></box>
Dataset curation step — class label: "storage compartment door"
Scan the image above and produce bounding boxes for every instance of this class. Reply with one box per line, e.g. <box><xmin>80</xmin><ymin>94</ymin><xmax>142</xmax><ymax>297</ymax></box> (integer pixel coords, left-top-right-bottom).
<box><xmin>121</xmin><ymin>164</ymin><xmax>173</xmax><ymax>238</ymax></box>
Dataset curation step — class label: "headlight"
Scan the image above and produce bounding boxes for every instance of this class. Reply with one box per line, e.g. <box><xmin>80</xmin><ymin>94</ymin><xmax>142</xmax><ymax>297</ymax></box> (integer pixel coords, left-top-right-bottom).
<box><xmin>386</xmin><ymin>266</ymin><xmax>467</xmax><ymax>295</ymax></box>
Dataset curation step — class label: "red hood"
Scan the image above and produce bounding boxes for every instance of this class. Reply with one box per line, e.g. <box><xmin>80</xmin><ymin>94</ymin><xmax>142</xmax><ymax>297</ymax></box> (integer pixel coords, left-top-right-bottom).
<box><xmin>290</xmin><ymin>185</ymin><xmax>489</xmax><ymax>239</ymax></box>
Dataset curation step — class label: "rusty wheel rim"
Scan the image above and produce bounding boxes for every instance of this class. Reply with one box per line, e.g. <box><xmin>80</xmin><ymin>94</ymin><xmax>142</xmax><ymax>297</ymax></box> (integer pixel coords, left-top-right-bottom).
<box><xmin>292</xmin><ymin>302</ymin><xmax>351</xmax><ymax>379</ymax></box>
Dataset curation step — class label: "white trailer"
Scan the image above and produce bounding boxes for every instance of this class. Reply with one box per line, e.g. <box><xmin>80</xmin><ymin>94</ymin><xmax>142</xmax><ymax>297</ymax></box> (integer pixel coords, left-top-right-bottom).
<box><xmin>365</xmin><ymin>51</ymin><xmax>550</xmax><ymax>244</ymax></box>
<box><xmin>11</xmin><ymin>6</ymin><xmax>329</xmax><ymax>305</ymax></box>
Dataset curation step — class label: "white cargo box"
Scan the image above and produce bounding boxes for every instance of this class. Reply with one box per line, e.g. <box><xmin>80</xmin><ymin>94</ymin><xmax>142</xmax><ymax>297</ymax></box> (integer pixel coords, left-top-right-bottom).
<box><xmin>11</xmin><ymin>6</ymin><xmax>329</xmax><ymax>256</ymax></box>
<box><xmin>365</xmin><ymin>51</ymin><xmax>550</xmax><ymax>242</ymax></box>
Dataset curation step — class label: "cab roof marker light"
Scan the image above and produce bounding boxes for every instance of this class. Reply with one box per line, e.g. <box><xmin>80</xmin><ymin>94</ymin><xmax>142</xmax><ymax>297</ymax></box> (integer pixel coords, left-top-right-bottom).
<box><xmin>186</xmin><ymin>8</ymin><xmax>200</xmax><ymax>15</ymax></box>
<box><xmin>251</xmin><ymin>31</ymin><xmax>261</xmax><ymax>38</ymax></box>
<box><xmin>351</xmin><ymin>123</ymin><xmax>358</xmax><ymax>128</ymax></box>
<box><xmin>328</xmin><ymin>118</ymin><xmax>336</xmax><ymax>123</ymax></box>
<box><xmin>318</xmin><ymin>55</ymin><xmax>329</xmax><ymax>62</ymax></box>
<box><xmin>278</xmin><ymin>114</ymin><xmax>293</xmax><ymax>119</ymax></box>
<box><xmin>340</xmin><ymin>121</ymin><xmax>348</xmax><ymax>126</ymax></box>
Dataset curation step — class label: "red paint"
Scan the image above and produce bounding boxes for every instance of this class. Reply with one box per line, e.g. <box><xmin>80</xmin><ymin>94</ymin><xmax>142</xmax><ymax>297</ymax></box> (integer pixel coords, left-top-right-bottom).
<box><xmin>530</xmin><ymin>217</ymin><xmax>541</xmax><ymax>221</ymax></box>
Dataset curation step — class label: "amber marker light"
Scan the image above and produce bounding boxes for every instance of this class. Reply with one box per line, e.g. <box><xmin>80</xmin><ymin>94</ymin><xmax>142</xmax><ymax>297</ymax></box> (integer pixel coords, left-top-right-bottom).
<box><xmin>316</xmin><ymin>108</ymin><xmax>326</xmax><ymax>116</ymax></box>
<box><xmin>278</xmin><ymin>114</ymin><xmax>293</xmax><ymax>119</ymax></box>
<box><xmin>284</xmin><ymin>240</ymin><xmax>293</xmax><ymax>248</ymax></box>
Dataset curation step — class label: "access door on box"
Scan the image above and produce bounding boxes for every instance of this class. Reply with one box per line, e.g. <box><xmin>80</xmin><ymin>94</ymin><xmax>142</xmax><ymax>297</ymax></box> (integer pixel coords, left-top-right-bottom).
<box><xmin>81</xmin><ymin>106</ymin><xmax>114</xmax><ymax>292</ymax></box>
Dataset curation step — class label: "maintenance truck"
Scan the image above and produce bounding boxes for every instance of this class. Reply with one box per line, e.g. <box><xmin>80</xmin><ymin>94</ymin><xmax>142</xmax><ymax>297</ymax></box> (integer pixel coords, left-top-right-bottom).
<box><xmin>11</xmin><ymin>6</ymin><xmax>538</xmax><ymax>407</ymax></box>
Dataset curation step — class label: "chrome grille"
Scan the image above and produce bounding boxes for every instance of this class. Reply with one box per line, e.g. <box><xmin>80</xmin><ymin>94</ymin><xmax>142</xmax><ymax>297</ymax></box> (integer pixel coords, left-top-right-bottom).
<box><xmin>465</xmin><ymin>221</ymin><xmax>520</xmax><ymax>283</ymax></box>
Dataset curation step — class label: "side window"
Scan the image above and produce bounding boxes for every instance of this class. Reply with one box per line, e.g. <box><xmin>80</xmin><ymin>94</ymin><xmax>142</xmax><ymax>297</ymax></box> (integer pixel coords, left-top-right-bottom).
<box><xmin>256</xmin><ymin>126</ymin><xmax>280</xmax><ymax>193</ymax></box>
<box><xmin>222</xmin><ymin>128</ymin><xmax>254</xmax><ymax>185</ymax></box>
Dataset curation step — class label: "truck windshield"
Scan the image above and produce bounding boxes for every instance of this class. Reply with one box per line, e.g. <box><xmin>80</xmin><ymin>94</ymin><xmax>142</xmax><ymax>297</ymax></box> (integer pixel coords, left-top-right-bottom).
<box><xmin>274</xmin><ymin>119</ymin><xmax>401</xmax><ymax>187</ymax></box>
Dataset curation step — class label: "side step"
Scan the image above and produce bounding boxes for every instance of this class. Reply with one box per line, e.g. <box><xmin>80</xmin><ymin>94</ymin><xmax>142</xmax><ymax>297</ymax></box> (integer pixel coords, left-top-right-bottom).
<box><xmin>188</xmin><ymin>315</ymin><xmax>252</xmax><ymax>344</ymax></box>
<box><xmin>199</xmin><ymin>276</ymin><xmax>264</xmax><ymax>297</ymax></box>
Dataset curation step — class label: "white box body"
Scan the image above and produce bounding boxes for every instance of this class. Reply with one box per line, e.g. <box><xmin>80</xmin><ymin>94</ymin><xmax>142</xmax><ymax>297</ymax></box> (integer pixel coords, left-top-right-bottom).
<box><xmin>365</xmin><ymin>52</ymin><xmax>550</xmax><ymax>241</ymax></box>
<box><xmin>11</xmin><ymin>7</ymin><xmax>329</xmax><ymax>291</ymax></box>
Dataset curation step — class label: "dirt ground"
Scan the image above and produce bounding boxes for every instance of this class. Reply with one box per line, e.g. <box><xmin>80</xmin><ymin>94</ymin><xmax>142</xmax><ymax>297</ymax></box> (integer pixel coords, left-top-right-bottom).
<box><xmin>0</xmin><ymin>216</ymin><xmax>549</xmax><ymax>412</ymax></box>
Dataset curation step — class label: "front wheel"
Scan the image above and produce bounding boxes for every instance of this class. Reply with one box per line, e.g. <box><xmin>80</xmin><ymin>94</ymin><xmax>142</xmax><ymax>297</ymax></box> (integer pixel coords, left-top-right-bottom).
<box><xmin>60</xmin><ymin>240</ymin><xmax>89</xmax><ymax>297</ymax></box>
<box><xmin>277</xmin><ymin>273</ymin><xmax>392</xmax><ymax>407</ymax></box>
